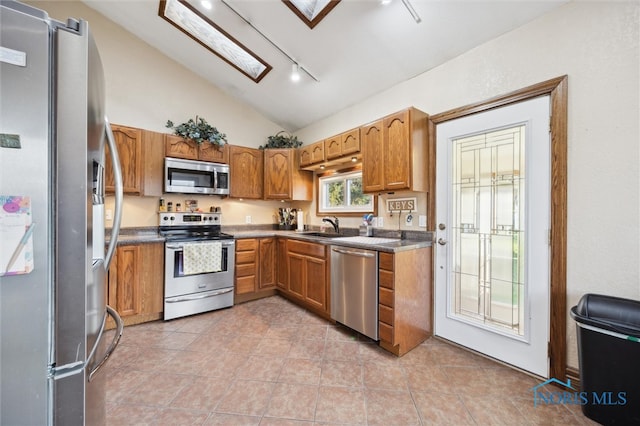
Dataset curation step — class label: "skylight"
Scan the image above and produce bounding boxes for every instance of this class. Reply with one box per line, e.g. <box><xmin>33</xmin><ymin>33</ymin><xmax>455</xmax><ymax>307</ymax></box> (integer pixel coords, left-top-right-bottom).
<box><xmin>282</xmin><ymin>0</ymin><xmax>341</xmax><ymax>29</ymax></box>
<box><xmin>159</xmin><ymin>0</ymin><xmax>272</xmax><ymax>82</ymax></box>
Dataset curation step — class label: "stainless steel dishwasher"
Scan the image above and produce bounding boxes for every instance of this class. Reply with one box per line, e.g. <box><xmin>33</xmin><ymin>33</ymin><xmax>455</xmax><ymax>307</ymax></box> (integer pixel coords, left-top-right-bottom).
<box><xmin>330</xmin><ymin>246</ymin><xmax>379</xmax><ymax>340</ymax></box>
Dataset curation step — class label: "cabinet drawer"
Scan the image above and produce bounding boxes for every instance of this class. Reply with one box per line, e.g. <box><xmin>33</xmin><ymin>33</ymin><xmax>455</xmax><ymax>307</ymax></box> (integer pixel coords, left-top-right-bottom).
<box><xmin>379</xmin><ymin>270</ymin><xmax>394</xmax><ymax>290</ymax></box>
<box><xmin>379</xmin><ymin>287</ymin><xmax>394</xmax><ymax>307</ymax></box>
<box><xmin>379</xmin><ymin>304</ymin><xmax>394</xmax><ymax>326</ymax></box>
<box><xmin>236</xmin><ymin>275</ymin><xmax>256</xmax><ymax>294</ymax></box>
<box><xmin>379</xmin><ymin>252</ymin><xmax>394</xmax><ymax>271</ymax></box>
<box><xmin>287</xmin><ymin>239</ymin><xmax>326</xmax><ymax>258</ymax></box>
<box><xmin>236</xmin><ymin>239</ymin><xmax>258</xmax><ymax>251</ymax></box>
<box><xmin>236</xmin><ymin>250</ymin><xmax>256</xmax><ymax>265</ymax></box>
<box><xmin>236</xmin><ymin>263</ymin><xmax>256</xmax><ymax>277</ymax></box>
<box><xmin>379</xmin><ymin>321</ymin><xmax>394</xmax><ymax>343</ymax></box>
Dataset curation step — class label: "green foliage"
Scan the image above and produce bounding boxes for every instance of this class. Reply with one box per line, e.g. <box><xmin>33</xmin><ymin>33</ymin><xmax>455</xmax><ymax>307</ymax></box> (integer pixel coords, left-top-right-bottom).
<box><xmin>259</xmin><ymin>131</ymin><xmax>303</xmax><ymax>149</ymax></box>
<box><xmin>326</xmin><ymin>176</ymin><xmax>370</xmax><ymax>208</ymax></box>
<box><xmin>166</xmin><ymin>116</ymin><xmax>227</xmax><ymax>146</ymax></box>
<box><xmin>328</xmin><ymin>181</ymin><xmax>344</xmax><ymax>207</ymax></box>
<box><xmin>349</xmin><ymin>177</ymin><xmax>370</xmax><ymax>205</ymax></box>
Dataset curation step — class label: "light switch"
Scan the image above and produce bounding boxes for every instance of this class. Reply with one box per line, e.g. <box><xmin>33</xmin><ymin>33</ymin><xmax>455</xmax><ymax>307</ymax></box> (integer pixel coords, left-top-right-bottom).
<box><xmin>418</xmin><ymin>215</ymin><xmax>427</xmax><ymax>227</ymax></box>
<box><xmin>245</xmin><ymin>215</ymin><xmax>252</xmax><ymax>224</ymax></box>
<box><xmin>378</xmin><ymin>216</ymin><xmax>383</xmax><ymax>227</ymax></box>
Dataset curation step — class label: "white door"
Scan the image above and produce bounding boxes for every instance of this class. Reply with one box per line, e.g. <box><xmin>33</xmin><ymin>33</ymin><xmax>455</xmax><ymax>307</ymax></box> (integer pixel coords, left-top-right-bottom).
<box><xmin>435</xmin><ymin>96</ymin><xmax>551</xmax><ymax>377</ymax></box>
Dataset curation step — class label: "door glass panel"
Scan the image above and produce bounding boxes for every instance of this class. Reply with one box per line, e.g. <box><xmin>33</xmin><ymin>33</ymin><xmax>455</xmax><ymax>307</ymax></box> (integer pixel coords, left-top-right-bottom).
<box><xmin>451</xmin><ymin>124</ymin><xmax>526</xmax><ymax>336</ymax></box>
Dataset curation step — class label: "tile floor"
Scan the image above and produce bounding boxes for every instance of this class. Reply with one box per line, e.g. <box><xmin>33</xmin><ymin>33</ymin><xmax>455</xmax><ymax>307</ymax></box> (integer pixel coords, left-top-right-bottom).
<box><xmin>105</xmin><ymin>296</ymin><xmax>597</xmax><ymax>425</ymax></box>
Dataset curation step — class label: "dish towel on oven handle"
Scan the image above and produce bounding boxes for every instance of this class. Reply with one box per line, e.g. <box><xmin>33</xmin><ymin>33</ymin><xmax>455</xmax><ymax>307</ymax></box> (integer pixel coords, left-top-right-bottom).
<box><xmin>183</xmin><ymin>241</ymin><xmax>222</xmax><ymax>275</ymax></box>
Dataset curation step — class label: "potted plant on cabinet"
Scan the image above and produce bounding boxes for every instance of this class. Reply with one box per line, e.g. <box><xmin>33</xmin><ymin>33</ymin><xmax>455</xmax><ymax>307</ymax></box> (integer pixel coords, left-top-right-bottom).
<box><xmin>165</xmin><ymin>116</ymin><xmax>229</xmax><ymax>162</ymax></box>
<box><xmin>259</xmin><ymin>131</ymin><xmax>303</xmax><ymax>149</ymax></box>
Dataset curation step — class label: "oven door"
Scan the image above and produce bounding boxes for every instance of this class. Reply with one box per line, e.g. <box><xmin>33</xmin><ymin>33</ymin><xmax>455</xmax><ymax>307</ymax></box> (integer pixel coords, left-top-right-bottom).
<box><xmin>164</xmin><ymin>239</ymin><xmax>235</xmax><ymax>298</ymax></box>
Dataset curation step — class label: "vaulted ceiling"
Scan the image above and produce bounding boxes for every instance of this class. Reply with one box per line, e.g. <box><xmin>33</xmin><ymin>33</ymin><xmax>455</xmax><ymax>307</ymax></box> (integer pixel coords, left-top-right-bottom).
<box><xmin>84</xmin><ymin>0</ymin><xmax>567</xmax><ymax>132</ymax></box>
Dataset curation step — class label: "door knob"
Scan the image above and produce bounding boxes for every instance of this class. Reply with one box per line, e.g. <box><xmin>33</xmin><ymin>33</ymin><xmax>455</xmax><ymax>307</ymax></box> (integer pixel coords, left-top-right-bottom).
<box><xmin>437</xmin><ymin>238</ymin><xmax>447</xmax><ymax>245</ymax></box>
<box><xmin>438</xmin><ymin>223</ymin><xmax>446</xmax><ymax>230</ymax></box>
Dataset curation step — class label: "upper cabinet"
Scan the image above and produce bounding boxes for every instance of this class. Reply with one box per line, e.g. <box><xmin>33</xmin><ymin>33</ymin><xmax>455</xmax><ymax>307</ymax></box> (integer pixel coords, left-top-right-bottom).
<box><xmin>229</xmin><ymin>145</ymin><xmax>263</xmax><ymax>199</ymax></box>
<box><xmin>106</xmin><ymin>124</ymin><xmax>163</xmax><ymax>196</ymax></box>
<box><xmin>362</xmin><ymin>107</ymin><xmax>429</xmax><ymax>193</ymax></box>
<box><xmin>299</xmin><ymin>140</ymin><xmax>325</xmax><ymax>167</ymax></box>
<box><xmin>326</xmin><ymin>128</ymin><xmax>360</xmax><ymax>160</ymax></box>
<box><xmin>264</xmin><ymin>148</ymin><xmax>313</xmax><ymax>201</ymax></box>
<box><xmin>165</xmin><ymin>134</ymin><xmax>229</xmax><ymax>164</ymax></box>
<box><xmin>299</xmin><ymin>128</ymin><xmax>361</xmax><ymax>171</ymax></box>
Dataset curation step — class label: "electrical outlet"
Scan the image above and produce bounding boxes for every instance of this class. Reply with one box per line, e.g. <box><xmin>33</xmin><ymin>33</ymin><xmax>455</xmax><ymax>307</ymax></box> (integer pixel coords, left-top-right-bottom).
<box><xmin>245</xmin><ymin>215</ymin><xmax>252</xmax><ymax>224</ymax></box>
<box><xmin>105</xmin><ymin>209</ymin><xmax>113</xmax><ymax>220</ymax></box>
<box><xmin>418</xmin><ymin>215</ymin><xmax>427</xmax><ymax>227</ymax></box>
<box><xmin>378</xmin><ymin>216</ymin><xmax>383</xmax><ymax>227</ymax></box>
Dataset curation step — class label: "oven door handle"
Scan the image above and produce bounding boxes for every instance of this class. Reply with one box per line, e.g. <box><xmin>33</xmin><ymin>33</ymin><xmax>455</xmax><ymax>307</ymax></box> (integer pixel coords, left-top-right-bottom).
<box><xmin>165</xmin><ymin>288</ymin><xmax>233</xmax><ymax>303</ymax></box>
<box><xmin>166</xmin><ymin>241</ymin><xmax>235</xmax><ymax>250</ymax></box>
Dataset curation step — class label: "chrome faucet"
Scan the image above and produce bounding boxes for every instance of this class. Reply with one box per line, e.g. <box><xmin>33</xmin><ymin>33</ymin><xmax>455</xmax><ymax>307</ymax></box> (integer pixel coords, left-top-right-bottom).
<box><xmin>322</xmin><ymin>216</ymin><xmax>340</xmax><ymax>234</ymax></box>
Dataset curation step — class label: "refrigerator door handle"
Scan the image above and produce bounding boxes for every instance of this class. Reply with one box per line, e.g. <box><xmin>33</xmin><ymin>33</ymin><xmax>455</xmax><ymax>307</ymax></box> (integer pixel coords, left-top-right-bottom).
<box><xmin>87</xmin><ymin>305</ymin><xmax>123</xmax><ymax>382</ymax></box>
<box><xmin>104</xmin><ymin>116</ymin><xmax>123</xmax><ymax>270</ymax></box>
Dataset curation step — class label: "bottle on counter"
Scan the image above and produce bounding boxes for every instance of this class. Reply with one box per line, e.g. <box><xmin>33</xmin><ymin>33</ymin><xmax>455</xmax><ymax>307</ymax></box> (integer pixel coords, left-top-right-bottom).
<box><xmin>159</xmin><ymin>198</ymin><xmax>166</xmax><ymax>212</ymax></box>
<box><xmin>176</xmin><ymin>203</ymin><xmax>182</xmax><ymax>212</ymax></box>
<box><xmin>167</xmin><ymin>201</ymin><xmax>173</xmax><ymax>212</ymax></box>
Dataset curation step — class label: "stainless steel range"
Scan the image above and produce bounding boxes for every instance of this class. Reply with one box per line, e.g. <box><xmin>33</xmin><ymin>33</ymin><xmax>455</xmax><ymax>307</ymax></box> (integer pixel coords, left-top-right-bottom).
<box><xmin>159</xmin><ymin>212</ymin><xmax>235</xmax><ymax>320</ymax></box>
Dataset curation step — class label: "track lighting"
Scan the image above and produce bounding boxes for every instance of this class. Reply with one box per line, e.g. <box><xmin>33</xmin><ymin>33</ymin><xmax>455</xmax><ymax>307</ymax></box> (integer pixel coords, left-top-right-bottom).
<box><xmin>401</xmin><ymin>0</ymin><xmax>422</xmax><ymax>23</ymax></box>
<box><xmin>291</xmin><ymin>63</ymin><xmax>301</xmax><ymax>82</ymax></box>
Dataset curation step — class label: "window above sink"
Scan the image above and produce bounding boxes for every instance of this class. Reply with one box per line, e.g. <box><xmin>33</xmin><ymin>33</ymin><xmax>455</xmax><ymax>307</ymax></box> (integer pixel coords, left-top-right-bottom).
<box><xmin>317</xmin><ymin>170</ymin><xmax>378</xmax><ymax>216</ymax></box>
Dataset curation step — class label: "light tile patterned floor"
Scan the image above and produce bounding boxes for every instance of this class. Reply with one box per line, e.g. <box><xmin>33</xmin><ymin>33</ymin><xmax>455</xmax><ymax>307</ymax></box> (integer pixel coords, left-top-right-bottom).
<box><xmin>105</xmin><ymin>296</ymin><xmax>597</xmax><ymax>425</ymax></box>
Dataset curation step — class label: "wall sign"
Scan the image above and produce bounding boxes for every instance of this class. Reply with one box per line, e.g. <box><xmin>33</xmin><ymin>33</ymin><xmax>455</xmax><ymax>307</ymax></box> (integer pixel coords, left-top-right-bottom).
<box><xmin>386</xmin><ymin>197</ymin><xmax>417</xmax><ymax>212</ymax></box>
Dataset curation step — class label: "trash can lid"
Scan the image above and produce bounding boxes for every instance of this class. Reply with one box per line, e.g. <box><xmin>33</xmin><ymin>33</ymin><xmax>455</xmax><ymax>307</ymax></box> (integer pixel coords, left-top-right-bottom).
<box><xmin>572</xmin><ymin>293</ymin><xmax>640</xmax><ymax>337</ymax></box>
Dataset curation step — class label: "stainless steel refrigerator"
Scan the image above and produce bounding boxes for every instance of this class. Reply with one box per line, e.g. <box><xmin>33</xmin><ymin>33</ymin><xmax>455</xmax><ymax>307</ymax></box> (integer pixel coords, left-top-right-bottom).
<box><xmin>0</xmin><ymin>1</ymin><xmax>124</xmax><ymax>424</ymax></box>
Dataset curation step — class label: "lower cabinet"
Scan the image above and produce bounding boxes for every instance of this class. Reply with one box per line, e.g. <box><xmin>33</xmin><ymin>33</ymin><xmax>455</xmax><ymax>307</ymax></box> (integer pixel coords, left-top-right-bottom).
<box><xmin>235</xmin><ymin>237</ymin><xmax>277</xmax><ymax>303</ymax></box>
<box><xmin>281</xmin><ymin>239</ymin><xmax>330</xmax><ymax>318</ymax></box>
<box><xmin>106</xmin><ymin>242</ymin><xmax>164</xmax><ymax>328</ymax></box>
<box><xmin>276</xmin><ymin>238</ymin><xmax>288</xmax><ymax>290</ymax></box>
<box><xmin>378</xmin><ymin>247</ymin><xmax>433</xmax><ymax>356</ymax></box>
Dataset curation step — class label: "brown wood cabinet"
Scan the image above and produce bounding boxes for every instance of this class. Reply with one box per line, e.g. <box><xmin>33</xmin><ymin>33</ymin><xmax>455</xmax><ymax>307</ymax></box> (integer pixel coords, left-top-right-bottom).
<box><xmin>106</xmin><ymin>242</ymin><xmax>164</xmax><ymax>328</ymax></box>
<box><xmin>229</xmin><ymin>145</ymin><xmax>263</xmax><ymax>199</ymax></box>
<box><xmin>378</xmin><ymin>247</ymin><xmax>432</xmax><ymax>356</ymax></box>
<box><xmin>326</xmin><ymin>128</ymin><xmax>360</xmax><ymax>160</ymax></box>
<box><xmin>299</xmin><ymin>140</ymin><xmax>325</xmax><ymax>166</ymax></box>
<box><xmin>263</xmin><ymin>148</ymin><xmax>313</xmax><ymax>201</ymax></box>
<box><xmin>234</xmin><ymin>237</ymin><xmax>277</xmax><ymax>303</ymax></box>
<box><xmin>106</xmin><ymin>124</ymin><xmax>163</xmax><ymax>196</ymax></box>
<box><xmin>362</xmin><ymin>107</ymin><xmax>429</xmax><ymax>193</ymax></box>
<box><xmin>165</xmin><ymin>134</ymin><xmax>229</xmax><ymax>163</ymax></box>
<box><xmin>282</xmin><ymin>239</ymin><xmax>330</xmax><ymax>318</ymax></box>
<box><xmin>300</xmin><ymin>128</ymin><xmax>361</xmax><ymax>172</ymax></box>
<box><xmin>276</xmin><ymin>238</ymin><xmax>288</xmax><ymax>290</ymax></box>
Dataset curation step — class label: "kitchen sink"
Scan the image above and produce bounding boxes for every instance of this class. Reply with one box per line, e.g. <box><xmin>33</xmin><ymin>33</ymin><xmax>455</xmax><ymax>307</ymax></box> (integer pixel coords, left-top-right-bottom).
<box><xmin>298</xmin><ymin>232</ymin><xmax>342</xmax><ymax>238</ymax></box>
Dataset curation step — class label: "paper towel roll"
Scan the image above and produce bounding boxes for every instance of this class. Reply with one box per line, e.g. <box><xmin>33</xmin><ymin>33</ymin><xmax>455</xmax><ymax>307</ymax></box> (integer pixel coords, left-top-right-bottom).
<box><xmin>297</xmin><ymin>210</ymin><xmax>304</xmax><ymax>231</ymax></box>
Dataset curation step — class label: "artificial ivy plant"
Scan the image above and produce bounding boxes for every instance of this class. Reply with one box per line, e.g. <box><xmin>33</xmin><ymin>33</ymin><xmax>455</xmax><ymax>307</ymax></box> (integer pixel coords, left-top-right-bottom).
<box><xmin>166</xmin><ymin>116</ymin><xmax>227</xmax><ymax>146</ymax></box>
<box><xmin>259</xmin><ymin>131</ymin><xmax>303</xmax><ymax>149</ymax></box>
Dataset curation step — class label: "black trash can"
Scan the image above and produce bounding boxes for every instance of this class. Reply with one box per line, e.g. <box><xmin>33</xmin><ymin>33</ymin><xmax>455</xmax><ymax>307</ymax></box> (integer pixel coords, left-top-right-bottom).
<box><xmin>570</xmin><ymin>294</ymin><xmax>640</xmax><ymax>425</ymax></box>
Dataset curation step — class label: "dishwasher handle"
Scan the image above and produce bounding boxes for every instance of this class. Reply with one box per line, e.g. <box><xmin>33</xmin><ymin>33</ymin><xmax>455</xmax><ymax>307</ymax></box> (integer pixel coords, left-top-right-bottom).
<box><xmin>331</xmin><ymin>247</ymin><xmax>376</xmax><ymax>258</ymax></box>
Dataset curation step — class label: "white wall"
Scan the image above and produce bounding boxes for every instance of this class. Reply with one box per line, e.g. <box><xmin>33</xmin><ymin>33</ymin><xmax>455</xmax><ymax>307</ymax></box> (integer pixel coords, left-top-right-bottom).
<box><xmin>295</xmin><ymin>1</ymin><xmax>640</xmax><ymax>369</ymax></box>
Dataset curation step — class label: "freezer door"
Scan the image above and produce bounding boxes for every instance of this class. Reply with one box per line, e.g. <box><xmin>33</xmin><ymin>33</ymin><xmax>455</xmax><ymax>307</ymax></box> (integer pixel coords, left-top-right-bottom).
<box><xmin>54</xmin><ymin>17</ymin><xmax>108</xmax><ymax>426</ymax></box>
<box><xmin>0</xmin><ymin>4</ymin><xmax>53</xmax><ymax>425</ymax></box>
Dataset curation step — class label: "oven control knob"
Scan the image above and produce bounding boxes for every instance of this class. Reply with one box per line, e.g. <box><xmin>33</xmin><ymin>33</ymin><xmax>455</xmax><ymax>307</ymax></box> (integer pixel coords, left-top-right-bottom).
<box><xmin>170</xmin><ymin>216</ymin><xmax>175</xmax><ymax>221</ymax></box>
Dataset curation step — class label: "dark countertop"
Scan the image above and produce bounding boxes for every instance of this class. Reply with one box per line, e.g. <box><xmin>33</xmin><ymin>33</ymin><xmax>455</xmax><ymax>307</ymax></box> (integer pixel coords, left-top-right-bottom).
<box><xmin>107</xmin><ymin>227</ymin><xmax>433</xmax><ymax>252</ymax></box>
<box><xmin>229</xmin><ymin>230</ymin><xmax>432</xmax><ymax>253</ymax></box>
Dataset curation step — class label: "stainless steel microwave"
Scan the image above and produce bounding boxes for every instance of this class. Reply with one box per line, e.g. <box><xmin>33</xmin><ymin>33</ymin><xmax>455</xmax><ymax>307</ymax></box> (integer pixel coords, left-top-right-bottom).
<box><xmin>165</xmin><ymin>157</ymin><xmax>229</xmax><ymax>195</ymax></box>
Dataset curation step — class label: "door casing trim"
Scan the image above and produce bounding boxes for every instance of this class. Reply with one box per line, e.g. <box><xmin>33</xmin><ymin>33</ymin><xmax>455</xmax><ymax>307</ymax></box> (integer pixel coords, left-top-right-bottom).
<box><xmin>429</xmin><ymin>75</ymin><xmax>568</xmax><ymax>380</ymax></box>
